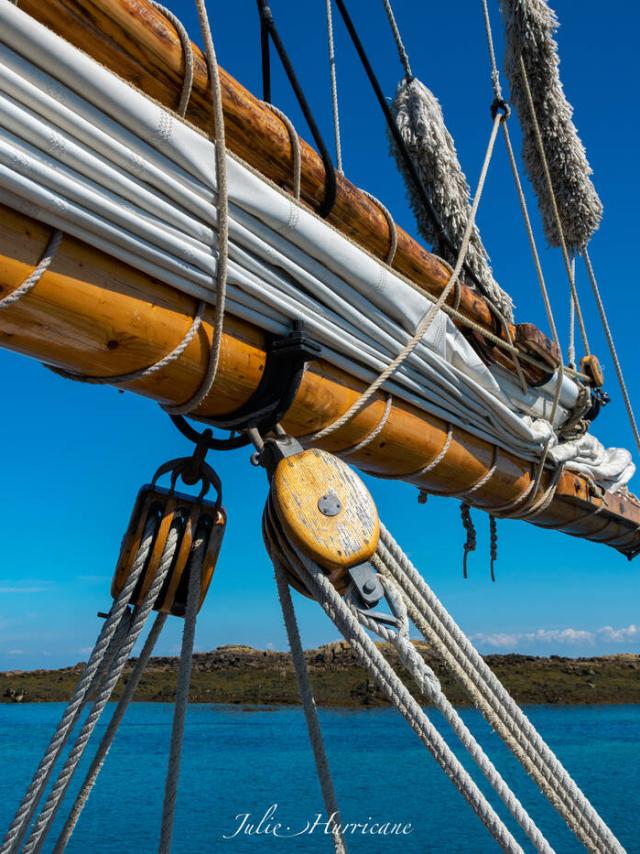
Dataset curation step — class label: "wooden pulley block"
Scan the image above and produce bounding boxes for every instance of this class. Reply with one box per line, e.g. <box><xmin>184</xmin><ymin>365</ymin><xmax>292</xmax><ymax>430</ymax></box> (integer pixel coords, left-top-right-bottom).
<box><xmin>270</xmin><ymin>448</ymin><xmax>380</xmax><ymax>592</ymax></box>
<box><xmin>111</xmin><ymin>483</ymin><xmax>225</xmax><ymax>617</ymax></box>
<box><xmin>580</xmin><ymin>354</ymin><xmax>605</xmax><ymax>388</ymax></box>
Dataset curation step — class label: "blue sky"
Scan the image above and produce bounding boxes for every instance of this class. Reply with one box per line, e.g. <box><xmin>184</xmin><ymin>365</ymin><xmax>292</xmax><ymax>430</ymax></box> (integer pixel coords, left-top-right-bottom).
<box><xmin>1</xmin><ymin>0</ymin><xmax>639</xmax><ymax>668</ymax></box>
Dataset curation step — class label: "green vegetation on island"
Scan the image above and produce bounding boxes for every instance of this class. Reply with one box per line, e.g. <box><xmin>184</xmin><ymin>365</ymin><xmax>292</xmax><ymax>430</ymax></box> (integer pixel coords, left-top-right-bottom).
<box><xmin>2</xmin><ymin>643</ymin><xmax>639</xmax><ymax>707</ymax></box>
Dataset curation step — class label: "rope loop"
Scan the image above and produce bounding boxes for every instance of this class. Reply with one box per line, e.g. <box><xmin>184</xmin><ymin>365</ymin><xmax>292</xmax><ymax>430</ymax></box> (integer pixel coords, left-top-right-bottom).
<box><xmin>491</xmin><ymin>97</ymin><xmax>511</xmax><ymax>121</ymax></box>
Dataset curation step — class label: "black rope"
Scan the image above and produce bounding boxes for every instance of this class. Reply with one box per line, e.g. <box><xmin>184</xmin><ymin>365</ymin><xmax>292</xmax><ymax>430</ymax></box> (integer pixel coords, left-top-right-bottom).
<box><xmin>257</xmin><ymin>0</ymin><xmax>337</xmax><ymax>219</ymax></box>
<box><xmin>333</xmin><ymin>0</ymin><xmax>488</xmax><ymax>298</ymax></box>
<box><xmin>260</xmin><ymin>13</ymin><xmax>271</xmax><ymax>103</ymax></box>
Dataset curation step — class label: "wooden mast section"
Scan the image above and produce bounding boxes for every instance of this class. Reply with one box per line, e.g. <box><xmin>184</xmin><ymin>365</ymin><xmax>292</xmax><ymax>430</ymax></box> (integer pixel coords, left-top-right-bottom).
<box><xmin>17</xmin><ymin>0</ymin><xmax>559</xmax><ymax>384</ymax></box>
<box><xmin>1</xmin><ymin>206</ymin><xmax>638</xmax><ymax>557</ymax></box>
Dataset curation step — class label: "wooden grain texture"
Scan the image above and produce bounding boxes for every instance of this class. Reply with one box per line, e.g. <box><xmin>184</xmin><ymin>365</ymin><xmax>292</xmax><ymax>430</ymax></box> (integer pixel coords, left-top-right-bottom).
<box><xmin>16</xmin><ymin>0</ymin><xmax>559</xmax><ymax>383</ymax></box>
<box><xmin>273</xmin><ymin>449</ymin><xmax>379</xmax><ymax>570</ymax></box>
<box><xmin>0</xmin><ymin>204</ymin><xmax>638</xmax><ymax>558</ymax></box>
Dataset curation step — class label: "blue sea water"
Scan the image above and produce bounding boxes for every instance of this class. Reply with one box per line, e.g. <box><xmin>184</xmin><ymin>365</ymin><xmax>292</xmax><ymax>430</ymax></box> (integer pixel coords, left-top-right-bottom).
<box><xmin>0</xmin><ymin>703</ymin><xmax>637</xmax><ymax>853</ymax></box>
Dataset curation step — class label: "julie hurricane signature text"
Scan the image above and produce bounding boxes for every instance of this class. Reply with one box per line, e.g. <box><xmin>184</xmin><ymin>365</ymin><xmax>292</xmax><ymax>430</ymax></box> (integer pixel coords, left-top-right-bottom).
<box><xmin>223</xmin><ymin>804</ymin><xmax>414</xmax><ymax>840</ymax></box>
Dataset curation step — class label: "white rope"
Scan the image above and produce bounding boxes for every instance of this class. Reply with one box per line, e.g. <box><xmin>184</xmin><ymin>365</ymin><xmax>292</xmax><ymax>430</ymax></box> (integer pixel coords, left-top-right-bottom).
<box><xmin>163</xmin><ymin>0</ymin><xmax>228</xmax><ymax>417</ymax></box>
<box><xmin>0</xmin><ymin>230</ymin><xmax>62</xmax><ymax>311</ymax></box>
<box><xmin>0</xmin><ymin>515</ymin><xmax>159</xmax><ymax>854</ymax></box>
<box><xmin>263</xmin><ymin>102</ymin><xmax>302</xmax><ymax>200</ymax></box>
<box><xmin>362</xmin><ymin>190</ymin><xmax>398</xmax><ymax>265</ymax></box>
<box><xmin>568</xmin><ymin>289</ymin><xmax>576</xmax><ymax>369</ymax></box>
<box><xmin>338</xmin><ymin>394</ymin><xmax>392</xmax><ymax>456</ymax></box>
<box><xmin>378</xmin><ymin>523</ymin><xmax>625</xmax><ymax>854</ymax></box>
<box><xmin>53</xmin><ymin>613</ymin><xmax>169</xmax><ymax>853</ymax></box>
<box><xmin>159</xmin><ymin>536</ymin><xmax>205</xmax><ymax>854</ymax></box>
<box><xmin>23</xmin><ymin>523</ymin><xmax>181</xmax><ymax>854</ymax></box>
<box><xmin>310</xmin><ymin>109</ymin><xmax>504</xmax><ymax>442</ymax></box>
<box><xmin>357</xmin><ymin>572</ymin><xmax>555</xmax><ymax>854</ymax></box>
<box><xmin>271</xmin><ymin>556</ymin><xmax>346</xmax><ymax>854</ymax></box>
<box><xmin>150</xmin><ymin>2</ymin><xmax>194</xmax><ymax>117</ymax></box>
<box><xmin>264</xmin><ymin>508</ymin><xmax>524</xmax><ymax>853</ymax></box>
<box><xmin>582</xmin><ymin>247</ymin><xmax>640</xmax><ymax>456</ymax></box>
<box><xmin>381</xmin><ymin>0</ymin><xmax>412</xmax><ymax>80</ymax></box>
<box><xmin>325</xmin><ymin>0</ymin><xmax>343</xmax><ymax>174</ymax></box>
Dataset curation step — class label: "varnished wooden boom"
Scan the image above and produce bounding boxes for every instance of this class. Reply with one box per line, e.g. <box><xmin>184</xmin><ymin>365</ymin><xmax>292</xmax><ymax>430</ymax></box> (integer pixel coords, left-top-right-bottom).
<box><xmin>17</xmin><ymin>0</ymin><xmax>559</xmax><ymax>382</ymax></box>
<box><xmin>0</xmin><ymin>207</ymin><xmax>638</xmax><ymax>558</ymax></box>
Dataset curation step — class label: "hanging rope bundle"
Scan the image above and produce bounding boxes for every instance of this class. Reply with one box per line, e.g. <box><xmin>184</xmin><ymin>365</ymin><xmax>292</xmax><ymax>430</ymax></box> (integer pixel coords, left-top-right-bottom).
<box><xmin>499</xmin><ymin>0</ymin><xmax>602</xmax><ymax>251</ymax></box>
<box><xmin>382</xmin><ymin>1</ymin><xmax>514</xmax><ymax>320</ymax></box>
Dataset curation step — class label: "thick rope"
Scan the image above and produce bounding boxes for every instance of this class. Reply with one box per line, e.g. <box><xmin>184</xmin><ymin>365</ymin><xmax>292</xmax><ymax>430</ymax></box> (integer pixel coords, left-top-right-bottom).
<box><xmin>358</xmin><ymin>572</ymin><xmax>555</xmax><ymax>854</ymax></box>
<box><xmin>0</xmin><ymin>231</ymin><xmax>62</xmax><ymax>311</ymax></box>
<box><xmin>53</xmin><ymin>613</ymin><xmax>169</xmax><ymax>853</ymax></box>
<box><xmin>381</xmin><ymin>0</ymin><xmax>412</xmax><ymax>80</ymax></box>
<box><xmin>159</xmin><ymin>536</ymin><xmax>205</xmax><ymax>854</ymax></box>
<box><xmin>325</xmin><ymin>0</ymin><xmax>343</xmax><ymax>174</ymax></box>
<box><xmin>310</xmin><ymin>110</ymin><xmax>504</xmax><ymax>441</ymax></box>
<box><xmin>23</xmin><ymin>524</ymin><xmax>180</xmax><ymax>854</ymax></box>
<box><xmin>271</xmin><ymin>557</ymin><xmax>346</xmax><ymax>854</ymax></box>
<box><xmin>378</xmin><ymin>523</ymin><xmax>625</xmax><ymax>854</ymax></box>
<box><xmin>163</xmin><ymin>0</ymin><xmax>228</xmax><ymax>417</ymax></box>
<box><xmin>264</xmin><ymin>510</ymin><xmax>524</xmax><ymax>853</ymax></box>
<box><xmin>0</xmin><ymin>515</ymin><xmax>159</xmax><ymax>854</ymax></box>
<box><xmin>582</xmin><ymin>247</ymin><xmax>640</xmax><ymax>456</ymax></box>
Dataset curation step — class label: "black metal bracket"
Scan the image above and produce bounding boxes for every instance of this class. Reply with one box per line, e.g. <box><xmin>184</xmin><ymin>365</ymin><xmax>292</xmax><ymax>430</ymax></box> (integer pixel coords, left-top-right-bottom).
<box><xmin>170</xmin><ymin>321</ymin><xmax>322</xmax><ymax>451</ymax></box>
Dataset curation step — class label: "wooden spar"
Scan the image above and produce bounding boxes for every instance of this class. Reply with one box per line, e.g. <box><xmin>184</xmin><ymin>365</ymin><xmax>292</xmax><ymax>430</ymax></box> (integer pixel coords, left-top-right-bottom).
<box><xmin>16</xmin><ymin>0</ymin><xmax>559</xmax><ymax>384</ymax></box>
<box><xmin>1</xmin><ymin>204</ymin><xmax>638</xmax><ymax>557</ymax></box>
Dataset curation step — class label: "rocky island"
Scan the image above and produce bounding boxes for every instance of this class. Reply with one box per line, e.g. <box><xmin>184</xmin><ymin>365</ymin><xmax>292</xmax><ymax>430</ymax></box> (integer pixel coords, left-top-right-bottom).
<box><xmin>2</xmin><ymin>643</ymin><xmax>639</xmax><ymax>706</ymax></box>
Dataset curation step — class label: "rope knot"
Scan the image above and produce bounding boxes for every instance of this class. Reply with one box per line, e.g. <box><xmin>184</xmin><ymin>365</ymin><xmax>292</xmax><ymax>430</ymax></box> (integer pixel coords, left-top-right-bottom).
<box><xmin>490</xmin><ymin>97</ymin><xmax>511</xmax><ymax>121</ymax></box>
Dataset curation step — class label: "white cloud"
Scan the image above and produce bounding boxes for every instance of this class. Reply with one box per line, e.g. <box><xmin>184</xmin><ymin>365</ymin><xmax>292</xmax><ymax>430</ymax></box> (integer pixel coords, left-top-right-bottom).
<box><xmin>7</xmin><ymin>649</ymin><xmax>24</xmax><ymax>656</ymax></box>
<box><xmin>471</xmin><ymin>624</ymin><xmax>640</xmax><ymax>650</ymax></box>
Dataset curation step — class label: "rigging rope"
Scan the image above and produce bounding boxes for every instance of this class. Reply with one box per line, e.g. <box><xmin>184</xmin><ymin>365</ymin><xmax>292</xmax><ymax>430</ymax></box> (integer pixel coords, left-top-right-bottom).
<box><xmin>263</xmin><ymin>508</ymin><xmax>525</xmax><ymax>853</ymax></box>
<box><xmin>23</xmin><ymin>523</ymin><xmax>181</xmax><ymax>854</ymax></box>
<box><xmin>378</xmin><ymin>522</ymin><xmax>625</xmax><ymax>853</ymax></box>
<box><xmin>357</xmin><ymin>572</ymin><xmax>554</xmax><ymax>854</ymax></box>
<box><xmin>325</xmin><ymin>0</ymin><xmax>343</xmax><ymax>174</ymax></box>
<box><xmin>310</xmin><ymin>107</ymin><xmax>504</xmax><ymax>441</ymax></box>
<box><xmin>0</xmin><ymin>516</ymin><xmax>159</xmax><ymax>854</ymax></box>
<box><xmin>271</xmin><ymin>557</ymin><xmax>346</xmax><ymax>854</ymax></box>
<box><xmin>53</xmin><ymin>613</ymin><xmax>169</xmax><ymax>852</ymax></box>
<box><xmin>381</xmin><ymin>0</ymin><xmax>412</xmax><ymax>80</ymax></box>
<box><xmin>582</xmin><ymin>247</ymin><xmax>640</xmax><ymax>456</ymax></box>
<box><xmin>159</xmin><ymin>535</ymin><xmax>206</xmax><ymax>853</ymax></box>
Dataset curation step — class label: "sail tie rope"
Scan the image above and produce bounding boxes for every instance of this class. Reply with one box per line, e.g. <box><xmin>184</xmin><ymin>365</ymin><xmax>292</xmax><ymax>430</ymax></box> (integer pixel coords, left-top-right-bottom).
<box><xmin>270</xmin><ymin>556</ymin><xmax>347</xmax><ymax>854</ymax></box>
<box><xmin>338</xmin><ymin>394</ymin><xmax>393</xmax><ymax>457</ymax></box>
<box><xmin>263</xmin><ymin>102</ymin><xmax>302</xmax><ymax>200</ymax></box>
<box><xmin>309</xmin><ymin>107</ymin><xmax>504</xmax><ymax>442</ymax></box>
<box><xmin>23</xmin><ymin>523</ymin><xmax>181</xmax><ymax>854</ymax></box>
<box><xmin>0</xmin><ymin>515</ymin><xmax>160</xmax><ymax>854</ymax></box>
<box><xmin>41</xmin><ymin>0</ymin><xmax>229</xmax><ymax>418</ymax></box>
<box><xmin>377</xmin><ymin>522</ymin><xmax>625</xmax><ymax>854</ymax></box>
<box><xmin>0</xmin><ymin>230</ymin><xmax>62</xmax><ymax>311</ymax></box>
